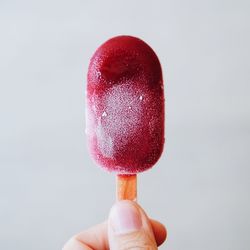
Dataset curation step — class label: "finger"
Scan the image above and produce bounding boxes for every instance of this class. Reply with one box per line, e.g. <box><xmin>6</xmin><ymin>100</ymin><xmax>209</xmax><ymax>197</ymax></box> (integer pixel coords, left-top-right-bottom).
<box><xmin>63</xmin><ymin>211</ymin><xmax>167</xmax><ymax>250</ymax></box>
<box><xmin>108</xmin><ymin>201</ymin><xmax>165</xmax><ymax>250</ymax></box>
<box><xmin>150</xmin><ymin>219</ymin><xmax>167</xmax><ymax>246</ymax></box>
<box><xmin>63</xmin><ymin>222</ymin><xmax>108</xmax><ymax>250</ymax></box>
<box><xmin>62</xmin><ymin>238</ymin><xmax>92</xmax><ymax>250</ymax></box>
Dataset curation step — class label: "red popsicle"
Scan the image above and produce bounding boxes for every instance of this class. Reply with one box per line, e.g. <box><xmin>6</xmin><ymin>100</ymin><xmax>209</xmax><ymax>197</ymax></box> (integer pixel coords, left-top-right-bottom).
<box><xmin>86</xmin><ymin>36</ymin><xmax>164</xmax><ymax>200</ymax></box>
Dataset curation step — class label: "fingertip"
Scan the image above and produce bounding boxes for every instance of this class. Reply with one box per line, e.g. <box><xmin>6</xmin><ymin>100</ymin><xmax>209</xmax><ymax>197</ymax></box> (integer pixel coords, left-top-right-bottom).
<box><xmin>150</xmin><ymin>219</ymin><xmax>167</xmax><ymax>246</ymax></box>
<box><xmin>123</xmin><ymin>202</ymin><xmax>167</xmax><ymax>246</ymax></box>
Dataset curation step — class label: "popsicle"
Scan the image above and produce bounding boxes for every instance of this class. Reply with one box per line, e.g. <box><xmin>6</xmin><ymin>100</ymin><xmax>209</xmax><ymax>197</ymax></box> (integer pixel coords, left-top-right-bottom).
<box><xmin>86</xmin><ymin>35</ymin><xmax>164</xmax><ymax>200</ymax></box>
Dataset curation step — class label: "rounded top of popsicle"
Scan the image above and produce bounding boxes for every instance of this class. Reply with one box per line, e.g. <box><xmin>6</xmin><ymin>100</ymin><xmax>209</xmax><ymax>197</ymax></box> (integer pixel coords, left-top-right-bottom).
<box><xmin>87</xmin><ymin>36</ymin><xmax>162</xmax><ymax>93</ymax></box>
<box><xmin>86</xmin><ymin>36</ymin><xmax>164</xmax><ymax>174</ymax></box>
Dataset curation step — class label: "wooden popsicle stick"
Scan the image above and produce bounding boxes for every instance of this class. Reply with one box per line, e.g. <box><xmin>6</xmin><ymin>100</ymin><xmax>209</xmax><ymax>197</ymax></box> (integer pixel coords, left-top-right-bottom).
<box><xmin>116</xmin><ymin>174</ymin><xmax>137</xmax><ymax>201</ymax></box>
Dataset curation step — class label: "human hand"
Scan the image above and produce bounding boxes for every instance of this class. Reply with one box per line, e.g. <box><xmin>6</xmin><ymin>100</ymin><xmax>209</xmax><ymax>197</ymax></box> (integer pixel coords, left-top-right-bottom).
<box><xmin>63</xmin><ymin>200</ymin><xmax>167</xmax><ymax>250</ymax></box>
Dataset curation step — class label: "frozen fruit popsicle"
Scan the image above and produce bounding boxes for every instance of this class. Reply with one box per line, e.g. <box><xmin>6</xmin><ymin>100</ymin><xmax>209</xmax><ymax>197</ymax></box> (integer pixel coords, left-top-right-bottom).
<box><xmin>86</xmin><ymin>35</ymin><xmax>164</xmax><ymax>200</ymax></box>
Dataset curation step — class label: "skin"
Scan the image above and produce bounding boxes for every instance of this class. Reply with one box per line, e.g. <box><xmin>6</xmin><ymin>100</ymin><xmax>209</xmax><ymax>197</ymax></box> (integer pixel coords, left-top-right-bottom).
<box><xmin>63</xmin><ymin>201</ymin><xmax>167</xmax><ymax>250</ymax></box>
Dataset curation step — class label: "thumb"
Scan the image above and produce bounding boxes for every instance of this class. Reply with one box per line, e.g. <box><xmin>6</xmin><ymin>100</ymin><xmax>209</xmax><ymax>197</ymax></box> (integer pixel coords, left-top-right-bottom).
<box><xmin>108</xmin><ymin>200</ymin><xmax>158</xmax><ymax>250</ymax></box>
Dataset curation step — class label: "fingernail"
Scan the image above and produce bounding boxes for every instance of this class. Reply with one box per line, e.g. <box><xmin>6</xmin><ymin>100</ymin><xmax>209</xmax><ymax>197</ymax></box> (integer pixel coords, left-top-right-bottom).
<box><xmin>109</xmin><ymin>201</ymin><xmax>142</xmax><ymax>234</ymax></box>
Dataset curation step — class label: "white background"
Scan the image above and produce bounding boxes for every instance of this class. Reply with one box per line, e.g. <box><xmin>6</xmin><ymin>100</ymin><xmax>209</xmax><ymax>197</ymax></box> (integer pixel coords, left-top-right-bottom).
<box><xmin>0</xmin><ymin>0</ymin><xmax>250</xmax><ymax>249</ymax></box>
